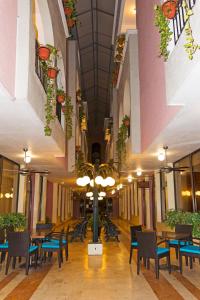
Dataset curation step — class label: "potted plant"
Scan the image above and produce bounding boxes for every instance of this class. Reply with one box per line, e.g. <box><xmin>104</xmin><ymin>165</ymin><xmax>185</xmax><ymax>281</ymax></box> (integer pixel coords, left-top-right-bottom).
<box><xmin>116</xmin><ymin>122</ymin><xmax>128</xmax><ymax>165</ymax></box>
<box><xmin>162</xmin><ymin>0</ymin><xmax>178</xmax><ymax>19</ymax></box>
<box><xmin>57</xmin><ymin>89</ymin><xmax>65</xmax><ymax>103</ymax></box>
<box><xmin>38</xmin><ymin>45</ymin><xmax>51</xmax><ymax>60</ymax></box>
<box><xmin>47</xmin><ymin>67</ymin><xmax>59</xmax><ymax>79</ymax></box>
<box><xmin>62</xmin><ymin>95</ymin><xmax>73</xmax><ymax>139</ymax></box>
<box><xmin>1</xmin><ymin>213</ymin><xmax>26</xmax><ymax>232</ymax></box>
<box><xmin>123</xmin><ymin>115</ymin><xmax>130</xmax><ymax>127</ymax></box>
<box><xmin>154</xmin><ymin>5</ymin><xmax>173</xmax><ymax>61</ymax></box>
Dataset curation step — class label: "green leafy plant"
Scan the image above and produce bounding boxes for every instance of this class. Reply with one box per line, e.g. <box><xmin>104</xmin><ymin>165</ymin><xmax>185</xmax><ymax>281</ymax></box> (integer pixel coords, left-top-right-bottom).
<box><xmin>75</xmin><ymin>149</ymin><xmax>84</xmax><ymax>172</ymax></box>
<box><xmin>63</xmin><ymin>0</ymin><xmax>78</xmax><ymax>32</ymax></box>
<box><xmin>154</xmin><ymin>5</ymin><xmax>173</xmax><ymax>61</ymax></box>
<box><xmin>0</xmin><ymin>213</ymin><xmax>26</xmax><ymax>231</ymax></box>
<box><xmin>116</xmin><ymin>122</ymin><xmax>128</xmax><ymax>165</ymax></box>
<box><xmin>63</xmin><ymin>95</ymin><xmax>73</xmax><ymax>140</ymax></box>
<box><xmin>122</xmin><ymin>115</ymin><xmax>130</xmax><ymax>127</ymax></box>
<box><xmin>165</xmin><ymin>210</ymin><xmax>200</xmax><ymax>238</ymax></box>
<box><xmin>182</xmin><ymin>0</ymin><xmax>200</xmax><ymax>60</ymax></box>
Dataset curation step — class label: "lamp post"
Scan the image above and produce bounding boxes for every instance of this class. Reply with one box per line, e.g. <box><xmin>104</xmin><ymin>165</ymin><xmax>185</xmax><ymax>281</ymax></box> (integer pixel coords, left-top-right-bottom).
<box><xmin>76</xmin><ymin>161</ymin><xmax>116</xmax><ymax>243</ymax></box>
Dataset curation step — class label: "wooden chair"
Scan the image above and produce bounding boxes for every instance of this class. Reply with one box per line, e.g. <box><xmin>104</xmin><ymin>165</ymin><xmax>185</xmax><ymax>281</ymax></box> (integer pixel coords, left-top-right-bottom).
<box><xmin>129</xmin><ymin>225</ymin><xmax>142</xmax><ymax>264</ymax></box>
<box><xmin>47</xmin><ymin>227</ymin><xmax>69</xmax><ymax>261</ymax></box>
<box><xmin>41</xmin><ymin>231</ymin><xmax>63</xmax><ymax>268</ymax></box>
<box><xmin>5</xmin><ymin>231</ymin><xmax>38</xmax><ymax>275</ymax></box>
<box><xmin>136</xmin><ymin>231</ymin><xmax>171</xmax><ymax>279</ymax></box>
<box><xmin>168</xmin><ymin>224</ymin><xmax>193</xmax><ymax>259</ymax></box>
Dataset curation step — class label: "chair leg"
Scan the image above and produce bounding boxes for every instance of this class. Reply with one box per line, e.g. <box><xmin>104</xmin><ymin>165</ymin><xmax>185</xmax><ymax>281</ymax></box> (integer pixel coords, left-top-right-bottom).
<box><xmin>129</xmin><ymin>247</ymin><xmax>133</xmax><ymax>264</ymax></box>
<box><xmin>12</xmin><ymin>257</ymin><xmax>16</xmax><ymax>269</ymax></box>
<box><xmin>175</xmin><ymin>247</ymin><xmax>178</xmax><ymax>259</ymax></box>
<box><xmin>58</xmin><ymin>251</ymin><xmax>61</xmax><ymax>268</ymax></box>
<box><xmin>155</xmin><ymin>258</ymin><xmax>159</xmax><ymax>279</ymax></box>
<box><xmin>35</xmin><ymin>251</ymin><xmax>38</xmax><ymax>269</ymax></box>
<box><xmin>137</xmin><ymin>253</ymin><xmax>140</xmax><ymax>275</ymax></box>
<box><xmin>65</xmin><ymin>245</ymin><xmax>68</xmax><ymax>261</ymax></box>
<box><xmin>185</xmin><ymin>256</ymin><xmax>188</xmax><ymax>266</ymax></box>
<box><xmin>1</xmin><ymin>252</ymin><xmax>6</xmax><ymax>263</ymax></box>
<box><xmin>167</xmin><ymin>254</ymin><xmax>171</xmax><ymax>274</ymax></box>
<box><xmin>5</xmin><ymin>255</ymin><xmax>11</xmax><ymax>275</ymax></box>
<box><xmin>147</xmin><ymin>258</ymin><xmax>150</xmax><ymax>270</ymax></box>
<box><xmin>25</xmin><ymin>256</ymin><xmax>30</xmax><ymax>275</ymax></box>
<box><xmin>60</xmin><ymin>250</ymin><xmax>63</xmax><ymax>263</ymax></box>
<box><xmin>179</xmin><ymin>253</ymin><xmax>183</xmax><ymax>274</ymax></box>
<box><xmin>189</xmin><ymin>256</ymin><xmax>193</xmax><ymax>269</ymax></box>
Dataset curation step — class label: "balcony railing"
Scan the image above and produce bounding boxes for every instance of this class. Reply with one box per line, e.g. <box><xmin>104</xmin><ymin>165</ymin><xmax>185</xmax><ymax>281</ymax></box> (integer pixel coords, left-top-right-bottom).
<box><xmin>173</xmin><ymin>0</ymin><xmax>197</xmax><ymax>45</ymax></box>
<box><xmin>35</xmin><ymin>41</ymin><xmax>61</xmax><ymax>124</ymax></box>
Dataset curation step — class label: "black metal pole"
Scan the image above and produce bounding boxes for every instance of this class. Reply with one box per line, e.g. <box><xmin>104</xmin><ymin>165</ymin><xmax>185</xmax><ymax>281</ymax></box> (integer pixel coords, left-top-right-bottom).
<box><xmin>93</xmin><ymin>186</ymin><xmax>99</xmax><ymax>242</ymax></box>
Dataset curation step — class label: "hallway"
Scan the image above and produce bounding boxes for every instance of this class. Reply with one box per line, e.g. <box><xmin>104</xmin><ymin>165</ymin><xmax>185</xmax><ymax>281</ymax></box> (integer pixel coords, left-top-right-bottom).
<box><xmin>0</xmin><ymin>222</ymin><xmax>200</xmax><ymax>300</ymax></box>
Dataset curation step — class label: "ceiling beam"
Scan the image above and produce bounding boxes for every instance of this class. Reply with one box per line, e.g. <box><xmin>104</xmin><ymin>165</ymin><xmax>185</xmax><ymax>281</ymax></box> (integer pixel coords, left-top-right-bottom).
<box><xmin>77</xmin><ymin>8</ymin><xmax>114</xmax><ymax>17</ymax></box>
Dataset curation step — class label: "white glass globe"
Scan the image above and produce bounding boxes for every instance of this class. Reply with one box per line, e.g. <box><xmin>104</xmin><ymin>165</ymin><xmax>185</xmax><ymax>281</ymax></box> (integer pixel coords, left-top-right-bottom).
<box><xmin>101</xmin><ymin>179</ymin><xmax>107</xmax><ymax>187</ymax></box>
<box><xmin>90</xmin><ymin>179</ymin><xmax>94</xmax><ymax>187</ymax></box>
<box><xmin>90</xmin><ymin>196</ymin><xmax>94</xmax><ymax>200</ymax></box>
<box><xmin>95</xmin><ymin>176</ymin><xmax>103</xmax><ymax>185</ymax></box>
<box><xmin>86</xmin><ymin>191</ymin><xmax>93</xmax><ymax>197</ymax></box>
<box><xmin>83</xmin><ymin>176</ymin><xmax>90</xmax><ymax>185</ymax></box>
<box><xmin>98</xmin><ymin>196</ymin><xmax>103</xmax><ymax>200</ymax></box>
<box><xmin>99</xmin><ymin>191</ymin><xmax>106</xmax><ymax>197</ymax></box>
<box><xmin>76</xmin><ymin>177</ymin><xmax>84</xmax><ymax>186</ymax></box>
<box><xmin>106</xmin><ymin>176</ymin><xmax>115</xmax><ymax>186</ymax></box>
<box><xmin>136</xmin><ymin>169</ymin><xmax>142</xmax><ymax>176</ymax></box>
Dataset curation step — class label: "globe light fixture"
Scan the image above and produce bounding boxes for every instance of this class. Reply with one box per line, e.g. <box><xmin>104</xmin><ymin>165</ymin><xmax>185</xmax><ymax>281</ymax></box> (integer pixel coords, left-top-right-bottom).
<box><xmin>105</xmin><ymin>176</ymin><xmax>115</xmax><ymax>186</ymax></box>
<box><xmin>136</xmin><ymin>169</ymin><xmax>142</xmax><ymax>176</ymax></box>
<box><xmin>90</xmin><ymin>196</ymin><xmax>94</xmax><ymax>200</ymax></box>
<box><xmin>83</xmin><ymin>176</ymin><xmax>90</xmax><ymax>185</ymax></box>
<box><xmin>76</xmin><ymin>177</ymin><xmax>84</xmax><ymax>186</ymax></box>
<box><xmin>101</xmin><ymin>179</ymin><xmax>107</xmax><ymax>187</ymax></box>
<box><xmin>95</xmin><ymin>175</ymin><xmax>103</xmax><ymax>185</ymax></box>
<box><xmin>86</xmin><ymin>191</ymin><xmax>93</xmax><ymax>197</ymax></box>
<box><xmin>111</xmin><ymin>189</ymin><xmax>115</xmax><ymax>195</ymax></box>
<box><xmin>99</xmin><ymin>191</ymin><xmax>106</xmax><ymax>197</ymax></box>
<box><xmin>5</xmin><ymin>193</ymin><xmax>10</xmax><ymax>199</ymax></box>
<box><xmin>157</xmin><ymin>149</ymin><xmax>165</xmax><ymax>161</ymax></box>
<box><xmin>127</xmin><ymin>175</ymin><xmax>133</xmax><ymax>183</ymax></box>
<box><xmin>98</xmin><ymin>196</ymin><xmax>103</xmax><ymax>200</ymax></box>
<box><xmin>23</xmin><ymin>148</ymin><xmax>31</xmax><ymax>164</ymax></box>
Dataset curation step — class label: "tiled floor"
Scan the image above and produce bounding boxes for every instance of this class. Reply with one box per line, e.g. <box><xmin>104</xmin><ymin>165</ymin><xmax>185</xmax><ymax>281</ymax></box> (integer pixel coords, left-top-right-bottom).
<box><xmin>0</xmin><ymin>220</ymin><xmax>200</xmax><ymax>300</ymax></box>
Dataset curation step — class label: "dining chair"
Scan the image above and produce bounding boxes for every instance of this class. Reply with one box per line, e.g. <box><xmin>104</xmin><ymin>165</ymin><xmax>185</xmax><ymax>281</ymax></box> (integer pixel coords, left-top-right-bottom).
<box><xmin>168</xmin><ymin>224</ymin><xmax>193</xmax><ymax>259</ymax></box>
<box><xmin>5</xmin><ymin>231</ymin><xmax>38</xmax><ymax>275</ymax></box>
<box><xmin>179</xmin><ymin>238</ymin><xmax>200</xmax><ymax>274</ymax></box>
<box><xmin>129</xmin><ymin>225</ymin><xmax>142</xmax><ymax>264</ymax></box>
<box><xmin>136</xmin><ymin>231</ymin><xmax>171</xmax><ymax>279</ymax></box>
<box><xmin>0</xmin><ymin>229</ymin><xmax>8</xmax><ymax>263</ymax></box>
<box><xmin>41</xmin><ymin>231</ymin><xmax>63</xmax><ymax>268</ymax></box>
<box><xmin>47</xmin><ymin>227</ymin><xmax>69</xmax><ymax>261</ymax></box>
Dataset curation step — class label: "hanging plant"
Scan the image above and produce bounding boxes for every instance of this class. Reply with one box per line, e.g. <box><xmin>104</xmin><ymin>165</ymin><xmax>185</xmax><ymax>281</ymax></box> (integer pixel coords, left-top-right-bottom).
<box><xmin>114</xmin><ymin>34</ymin><xmax>125</xmax><ymax>63</ymax></box>
<box><xmin>62</xmin><ymin>95</ymin><xmax>73</xmax><ymax>140</ymax></box>
<box><xmin>38</xmin><ymin>45</ymin><xmax>51</xmax><ymax>60</ymax></box>
<box><xmin>182</xmin><ymin>0</ymin><xmax>200</xmax><ymax>60</ymax></box>
<box><xmin>63</xmin><ymin>0</ymin><xmax>78</xmax><ymax>32</ymax></box>
<box><xmin>39</xmin><ymin>44</ymin><xmax>59</xmax><ymax>136</ymax></box>
<box><xmin>154</xmin><ymin>5</ymin><xmax>173</xmax><ymax>61</ymax></box>
<box><xmin>47</xmin><ymin>67</ymin><xmax>59</xmax><ymax>79</ymax></box>
<box><xmin>162</xmin><ymin>0</ymin><xmax>178</xmax><ymax>19</ymax></box>
<box><xmin>57</xmin><ymin>89</ymin><xmax>65</xmax><ymax>103</ymax></box>
<box><xmin>112</xmin><ymin>62</ymin><xmax>120</xmax><ymax>87</ymax></box>
<box><xmin>122</xmin><ymin>115</ymin><xmax>130</xmax><ymax>127</ymax></box>
<box><xmin>116</xmin><ymin>121</ymin><xmax>128</xmax><ymax>166</ymax></box>
<box><xmin>76</xmin><ymin>89</ymin><xmax>82</xmax><ymax>103</ymax></box>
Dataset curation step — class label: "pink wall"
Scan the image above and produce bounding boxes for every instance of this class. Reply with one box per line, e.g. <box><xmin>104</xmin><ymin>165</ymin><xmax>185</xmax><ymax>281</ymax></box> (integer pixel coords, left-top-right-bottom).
<box><xmin>0</xmin><ymin>0</ymin><xmax>17</xmax><ymax>96</ymax></box>
<box><xmin>136</xmin><ymin>0</ymin><xmax>180</xmax><ymax>151</ymax></box>
<box><xmin>46</xmin><ymin>181</ymin><xmax>53</xmax><ymax>221</ymax></box>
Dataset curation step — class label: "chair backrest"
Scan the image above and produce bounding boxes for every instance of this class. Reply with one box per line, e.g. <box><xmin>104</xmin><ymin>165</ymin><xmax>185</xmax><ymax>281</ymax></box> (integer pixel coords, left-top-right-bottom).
<box><xmin>0</xmin><ymin>229</ymin><xmax>5</xmax><ymax>244</ymax></box>
<box><xmin>7</xmin><ymin>231</ymin><xmax>30</xmax><ymax>257</ymax></box>
<box><xmin>36</xmin><ymin>223</ymin><xmax>53</xmax><ymax>231</ymax></box>
<box><xmin>175</xmin><ymin>224</ymin><xmax>193</xmax><ymax>238</ymax></box>
<box><xmin>130</xmin><ymin>225</ymin><xmax>142</xmax><ymax>243</ymax></box>
<box><xmin>136</xmin><ymin>231</ymin><xmax>157</xmax><ymax>258</ymax></box>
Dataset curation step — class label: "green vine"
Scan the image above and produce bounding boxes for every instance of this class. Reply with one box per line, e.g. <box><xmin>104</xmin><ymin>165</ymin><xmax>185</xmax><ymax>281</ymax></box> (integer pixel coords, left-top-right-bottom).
<box><xmin>182</xmin><ymin>0</ymin><xmax>200</xmax><ymax>60</ymax></box>
<box><xmin>154</xmin><ymin>5</ymin><xmax>173</xmax><ymax>61</ymax></box>
<box><xmin>116</xmin><ymin>122</ymin><xmax>128</xmax><ymax>166</ymax></box>
<box><xmin>63</xmin><ymin>95</ymin><xmax>73</xmax><ymax>140</ymax></box>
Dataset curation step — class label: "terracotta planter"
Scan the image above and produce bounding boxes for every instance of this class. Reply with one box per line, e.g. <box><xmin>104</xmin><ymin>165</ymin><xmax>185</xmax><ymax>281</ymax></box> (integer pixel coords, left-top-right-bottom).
<box><xmin>57</xmin><ymin>95</ymin><xmax>65</xmax><ymax>103</ymax></box>
<box><xmin>64</xmin><ymin>7</ymin><xmax>73</xmax><ymax>16</ymax></box>
<box><xmin>67</xmin><ymin>18</ymin><xmax>75</xmax><ymax>28</ymax></box>
<box><xmin>162</xmin><ymin>0</ymin><xmax>178</xmax><ymax>19</ymax></box>
<box><xmin>38</xmin><ymin>46</ymin><xmax>50</xmax><ymax>60</ymax></box>
<box><xmin>47</xmin><ymin>67</ymin><xmax>58</xmax><ymax>79</ymax></box>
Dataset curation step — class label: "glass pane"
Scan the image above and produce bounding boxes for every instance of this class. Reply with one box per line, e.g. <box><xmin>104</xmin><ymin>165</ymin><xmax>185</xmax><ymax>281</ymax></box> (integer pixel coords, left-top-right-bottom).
<box><xmin>0</xmin><ymin>158</ymin><xmax>19</xmax><ymax>214</ymax></box>
<box><xmin>192</xmin><ymin>151</ymin><xmax>200</xmax><ymax>211</ymax></box>
<box><xmin>174</xmin><ymin>156</ymin><xmax>193</xmax><ymax>212</ymax></box>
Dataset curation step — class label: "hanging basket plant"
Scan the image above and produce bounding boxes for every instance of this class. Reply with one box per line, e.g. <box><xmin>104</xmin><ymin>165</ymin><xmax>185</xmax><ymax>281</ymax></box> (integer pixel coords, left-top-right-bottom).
<box><xmin>62</xmin><ymin>95</ymin><xmax>73</xmax><ymax>140</ymax></box>
<box><xmin>57</xmin><ymin>89</ymin><xmax>65</xmax><ymax>103</ymax></box>
<box><xmin>116</xmin><ymin>121</ymin><xmax>128</xmax><ymax>166</ymax></box>
<box><xmin>122</xmin><ymin>115</ymin><xmax>130</xmax><ymax>127</ymax></box>
<box><xmin>162</xmin><ymin>0</ymin><xmax>178</xmax><ymax>19</ymax></box>
<box><xmin>38</xmin><ymin>45</ymin><xmax>51</xmax><ymax>60</ymax></box>
<box><xmin>63</xmin><ymin>0</ymin><xmax>78</xmax><ymax>31</ymax></box>
<box><xmin>47</xmin><ymin>67</ymin><xmax>59</xmax><ymax>79</ymax></box>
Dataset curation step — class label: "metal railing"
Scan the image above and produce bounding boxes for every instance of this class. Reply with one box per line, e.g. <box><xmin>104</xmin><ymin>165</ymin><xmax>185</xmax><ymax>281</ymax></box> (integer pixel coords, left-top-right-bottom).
<box><xmin>173</xmin><ymin>0</ymin><xmax>197</xmax><ymax>45</ymax></box>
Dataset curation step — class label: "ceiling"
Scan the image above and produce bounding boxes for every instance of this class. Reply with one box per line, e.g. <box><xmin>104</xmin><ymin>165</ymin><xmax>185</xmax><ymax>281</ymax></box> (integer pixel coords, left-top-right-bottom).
<box><xmin>75</xmin><ymin>0</ymin><xmax>122</xmax><ymax>144</ymax></box>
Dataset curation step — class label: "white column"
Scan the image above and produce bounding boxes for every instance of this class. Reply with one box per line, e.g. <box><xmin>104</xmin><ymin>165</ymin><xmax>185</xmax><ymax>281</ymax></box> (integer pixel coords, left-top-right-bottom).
<box><xmin>18</xmin><ymin>175</ymin><xmax>26</xmax><ymax>213</ymax></box>
<box><xmin>134</xmin><ymin>181</ymin><xmax>138</xmax><ymax>216</ymax></box>
<box><xmin>138</xmin><ymin>187</ymin><xmax>142</xmax><ymax>224</ymax></box>
<box><xmin>155</xmin><ymin>171</ymin><xmax>162</xmax><ymax>222</ymax></box>
<box><xmin>145</xmin><ymin>178</ymin><xmax>150</xmax><ymax>229</ymax></box>
<box><xmin>32</xmin><ymin>174</ymin><xmax>40</xmax><ymax>230</ymax></box>
<box><xmin>57</xmin><ymin>185</ymin><xmax>61</xmax><ymax>220</ymax></box>
<box><xmin>52</xmin><ymin>183</ymin><xmax>58</xmax><ymax>223</ymax></box>
<box><xmin>62</xmin><ymin>187</ymin><xmax>65</xmax><ymax>220</ymax></box>
<box><xmin>41</xmin><ymin>177</ymin><xmax>47</xmax><ymax>222</ymax></box>
<box><xmin>130</xmin><ymin>183</ymin><xmax>134</xmax><ymax>217</ymax></box>
<box><xmin>166</xmin><ymin>168</ymin><xmax>176</xmax><ymax>209</ymax></box>
<box><xmin>127</xmin><ymin>186</ymin><xmax>131</xmax><ymax>220</ymax></box>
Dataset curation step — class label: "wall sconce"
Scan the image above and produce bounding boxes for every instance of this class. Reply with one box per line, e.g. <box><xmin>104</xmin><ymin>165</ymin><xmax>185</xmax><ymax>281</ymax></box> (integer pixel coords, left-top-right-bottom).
<box><xmin>136</xmin><ymin>169</ymin><xmax>142</xmax><ymax>176</ymax></box>
<box><xmin>23</xmin><ymin>148</ymin><xmax>31</xmax><ymax>164</ymax></box>
<box><xmin>127</xmin><ymin>175</ymin><xmax>133</xmax><ymax>183</ymax></box>
<box><xmin>157</xmin><ymin>149</ymin><xmax>166</xmax><ymax>161</ymax></box>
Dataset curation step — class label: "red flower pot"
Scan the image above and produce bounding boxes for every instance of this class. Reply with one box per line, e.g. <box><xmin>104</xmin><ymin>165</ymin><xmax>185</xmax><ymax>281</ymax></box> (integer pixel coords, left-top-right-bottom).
<box><xmin>57</xmin><ymin>95</ymin><xmax>65</xmax><ymax>103</ymax></box>
<box><xmin>64</xmin><ymin>7</ymin><xmax>73</xmax><ymax>16</ymax></box>
<box><xmin>67</xmin><ymin>18</ymin><xmax>75</xmax><ymax>28</ymax></box>
<box><xmin>38</xmin><ymin>46</ymin><xmax>50</xmax><ymax>60</ymax></box>
<box><xmin>47</xmin><ymin>67</ymin><xmax>58</xmax><ymax>79</ymax></box>
<box><xmin>162</xmin><ymin>0</ymin><xmax>178</xmax><ymax>19</ymax></box>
